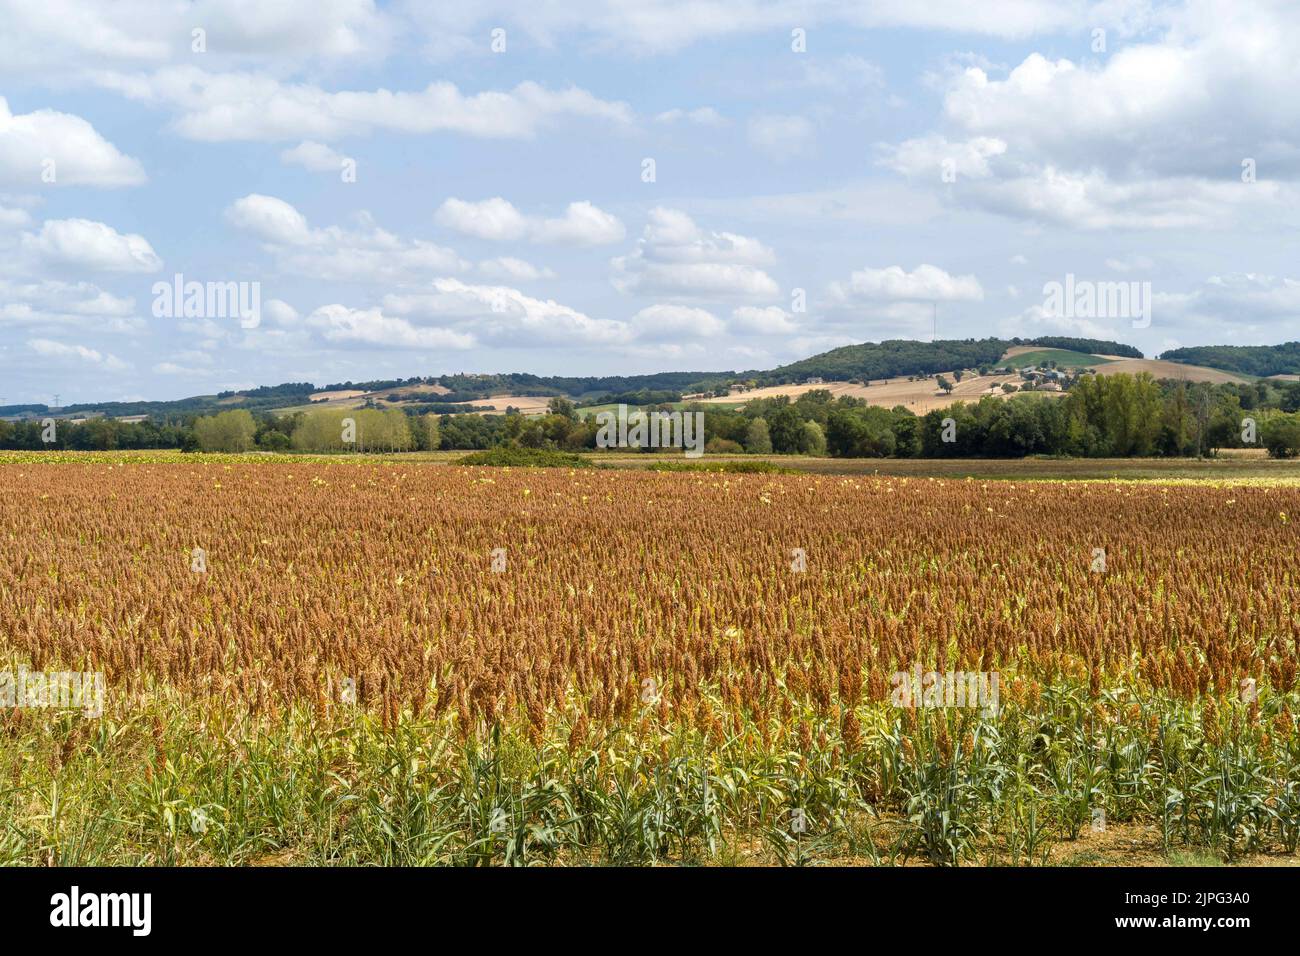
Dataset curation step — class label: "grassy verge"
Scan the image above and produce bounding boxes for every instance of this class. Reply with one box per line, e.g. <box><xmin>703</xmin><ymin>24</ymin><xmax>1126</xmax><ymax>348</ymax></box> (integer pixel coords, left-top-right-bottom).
<box><xmin>454</xmin><ymin>448</ymin><xmax>596</xmax><ymax>468</ymax></box>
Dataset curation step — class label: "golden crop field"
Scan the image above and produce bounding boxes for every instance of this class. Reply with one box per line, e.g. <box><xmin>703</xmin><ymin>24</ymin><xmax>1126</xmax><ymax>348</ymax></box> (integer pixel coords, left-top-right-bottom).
<box><xmin>2</xmin><ymin>456</ymin><xmax>1299</xmax><ymax>866</ymax></box>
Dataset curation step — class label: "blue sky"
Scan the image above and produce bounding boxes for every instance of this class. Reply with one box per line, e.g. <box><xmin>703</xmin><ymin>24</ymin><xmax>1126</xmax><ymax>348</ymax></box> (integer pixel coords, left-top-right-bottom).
<box><xmin>2</xmin><ymin>0</ymin><xmax>1299</xmax><ymax>404</ymax></box>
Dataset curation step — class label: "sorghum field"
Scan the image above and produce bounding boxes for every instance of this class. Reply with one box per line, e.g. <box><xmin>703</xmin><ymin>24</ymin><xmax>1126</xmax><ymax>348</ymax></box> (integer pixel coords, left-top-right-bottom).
<box><xmin>2</xmin><ymin>454</ymin><xmax>1299</xmax><ymax>865</ymax></box>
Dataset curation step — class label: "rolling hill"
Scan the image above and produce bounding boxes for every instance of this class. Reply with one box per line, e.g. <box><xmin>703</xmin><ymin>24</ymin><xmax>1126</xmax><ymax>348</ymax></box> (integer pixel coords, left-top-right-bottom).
<box><xmin>1160</xmin><ymin>342</ymin><xmax>1300</xmax><ymax>378</ymax></box>
<box><xmin>0</xmin><ymin>336</ymin><xmax>1265</xmax><ymax>422</ymax></box>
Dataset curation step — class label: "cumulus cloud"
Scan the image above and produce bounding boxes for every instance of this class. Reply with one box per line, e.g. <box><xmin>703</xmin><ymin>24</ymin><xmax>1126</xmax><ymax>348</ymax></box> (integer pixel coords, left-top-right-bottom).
<box><xmin>435</xmin><ymin>197</ymin><xmax>624</xmax><ymax>245</ymax></box>
<box><xmin>153</xmin><ymin>361</ymin><xmax>209</xmax><ymax>375</ymax></box>
<box><xmin>0</xmin><ymin>279</ymin><xmax>135</xmax><ymax>325</ymax></box>
<box><xmin>28</xmin><ymin>337</ymin><xmax>129</xmax><ymax>370</ymax></box>
<box><xmin>630</xmin><ymin>304</ymin><xmax>724</xmax><ymax>340</ymax></box>
<box><xmin>1001</xmin><ymin>272</ymin><xmax>1300</xmax><ymax>344</ymax></box>
<box><xmin>877</xmin><ymin>134</ymin><xmax>1006</xmax><ymax>180</ymax></box>
<box><xmin>830</xmin><ymin>264</ymin><xmax>983</xmax><ymax>302</ymax></box>
<box><xmin>304</xmin><ymin>304</ymin><xmax>476</xmax><ymax>350</ymax></box>
<box><xmin>225</xmin><ymin>194</ymin><xmax>312</xmax><ymax>244</ymax></box>
<box><xmin>0</xmin><ymin>203</ymin><xmax>32</xmax><ymax>229</ymax></box>
<box><xmin>612</xmin><ymin>208</ymin><xmax>779</xmax><ymax>300</ymax></box>
<box><xmin>1152</xmin><ymin>273</ymin><xmax>1300</xmax><ymax>340</ymax></box>
<box><xmin>280</xmin><ymin>140</ymin><xmax>354</xmax><ymax>173</ymax></box>
<box><xmin>0</xmin><ymin>97</ymin><xmax>145</xmax><ymax>187</ymax></box>
<box><xmin>153</xmin><ymin>350</ymin><xmax>218</xmax><ymax>375</ymax></box>
<box><xmin>262</xmin><ymin>299</ymin><xmax>300</xmax><ymax>326</ymax></box>
<box><xmin>877</xmin><ymin>6</ymin><xmax>1300</xmax><ymax>228</ymax></box>
<box><xmin>999</xmin><ymin>303</ymin><xmax>1126</xmax><ymax>341</ymax></box>
<box><xmin>731</xmin><ymin>305</ymin><xmax>798</xmax><ymax>334</ymax></box>
<box><xmin>225</xmin><ymin>194</ymin><xmax>468</xmax><ymax>281</ymax></box>
<box><xmin>21</xmin><ymin>218</ymin><xmax>161</xmax><ymax>272</ymax></box>
<box><xmin>382</xmin><ymin>278</ymin><xmax>629</xmax><ymax>346</ymax></box>
<box><xmin>434</xmin><ymin>197</ymin><xmax>526</xmax><ymax>240</ymax></box>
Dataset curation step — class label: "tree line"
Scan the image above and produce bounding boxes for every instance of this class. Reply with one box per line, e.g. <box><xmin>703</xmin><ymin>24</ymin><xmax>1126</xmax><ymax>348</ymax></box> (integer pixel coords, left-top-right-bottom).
<box><xmin>6</xmin><ymin>373</ymin><xmax>1300</xmax><ymax>459</ymax></box>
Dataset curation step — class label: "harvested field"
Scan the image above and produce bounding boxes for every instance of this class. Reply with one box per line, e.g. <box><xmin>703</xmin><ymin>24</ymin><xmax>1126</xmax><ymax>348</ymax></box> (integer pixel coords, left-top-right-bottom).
<box><xmin>1090</xmin><ymin>358</ymin><xmax>1248</xmax><ymax>384</ymax></box>
<box><xmin>697</xmin><ymin>373</ymin><xmax>1035</xmax><ymax>414</ymax></box>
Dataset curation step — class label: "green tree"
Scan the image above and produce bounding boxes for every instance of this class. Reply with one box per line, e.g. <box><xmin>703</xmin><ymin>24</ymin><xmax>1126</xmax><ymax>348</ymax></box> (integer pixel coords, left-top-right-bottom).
<box><xmin>193</xmin><ymin>409</ymin><xmax>256</xmax><ymax>452</ymax></box>
<box><xmin>767</xmin><ymin>405</ymin><xmax>804</xmax><ymax>453</ymax></box>
<box><xmin>1263</xmin><ymin>414</ymin><xmax>1300</xmax><ymax>458</ymax></box>
<box><xmin>420</xmin><ymin>413</ymin><xmax>441</xmax><ymax>451</ymax></box>
<box><xmin>547</xmin><ymin>396</ymin><xmax>577</xmax><ymax>421</ymax></box>
<box><xmin>799</xmin><ymin>420</ymin><xmax>827</xmax><ymax>456</ymax></box>
<box><xmin>292</xmin><ymin>409</ymin><xmax>349</xmax><ymax>451</ymax></box>
<box><xmin>744</xmin><ymin>417</ymin><xmax>772</xmax><ymax>453</ymax></box>
<box><xmin>826</xmin><ymin>406</ymin><xmax>896</xmax><ymax>457</ymax></box>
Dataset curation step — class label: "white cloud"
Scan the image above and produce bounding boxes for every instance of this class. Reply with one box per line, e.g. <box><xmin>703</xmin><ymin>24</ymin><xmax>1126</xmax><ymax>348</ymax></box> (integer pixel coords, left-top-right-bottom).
<box><xmin>878</xmin><ymin>7</ymin><xmax>1300</xmax><ymax>228</ymax></box>
<box><xmin>153</xmin><ymin>360</ymin><xmax>214</xmax><ymax>376</ymax></box>
<box><xmin>401</xmin><ymin>1</ymin><xmax>1108</xmax><ymax>56</ymax></box>
<box><xmin>532</xmin><ymin>201</ymin><xmax>625</xmax><ymax>244</ymax></box>
<box><xmin>225</xmin><ymin>194</ymin><xmax>468</xmax><ymax>281</ymax></box>
<box><xmin>225</xmin><ymin>194</ymin><xmax>312</xmax><ymax>244</ymax></box>
<box><xmin>28</xmin><ymin>337</ymin><xmax>129</xmax><ymax>370</ymax></box>
<box><xmin>1003</xmin><ymin>272</ymin><xmax>1300</xmax><ymax>344</ymax></box>
<box><xmin>383</xmin><ymin>278</ymin><xmax>629</xmax><ymax>346</ymax></box>
<box><xmin>1000</xmin><ymin>303</ymin><xmax>1126</xmax><ymax>341</ymax></box>
<box><xmin>280</xmin><ymin>140</ymin><xmax>353</xmax><ymax>173</ymax></box>
<box><xmin>0</xmin><ymin>279</ymin><xmax>135</xmax><ymax>325</ymax></box>
<box><xmin>612</xmin><ymin>208</ymin><xmax>779</xmax><ymax>300</ymax></box>
<box><xmin>731</xmin><ymin>305</ymin><xmax>798</xmax><ymax>334</ymax></box>
<box><xmin>436</xmin><ymin>197</ymin><xmax>624</xmax><ymax>245</ymax></box>
<box><xmin>1152</xmin><ymin>273</ymin><xmax>1300</xmax><ymax>340</ymax></box>
<box><xmin>305</xmin><ymin>304</ymin><xmax>476</xmax><ymax>350</ymax></box>
<box><xmin>21</xmin><ymin>218</ymin><xmax>161</xmax><ymax>272</ymax></box>
<box><xmin>747</xmin><ymin>114</ymin><xmax>814</xmax><ymax>162</ymax></box>
<box><xmin>878</xmin><ymin>134</ymin><xmax>1006</xmax><ymax>180</ymax></box>
<box><xmin>96</xmin><ymin>67</ymin><xmax>633</xmax><ymax>142</ymax></box>
<box><xmin>0</xmin><ymin>97</ymin><xmax>145</xmax><ymax>187</ymax></box>
<box><xmin>478</xmin><ymin>257</ymin><xmax>555</xmax><ymax>280</ymax></box>
<box><xmin>830</xmin><ymin>264</ymin><xmax>983</xmax><ymax>302</ymax></box>
<box><xmin>0</xmin><ymin>203</ymin><xmax>32</xmax><ymax>228</ymax></box>
<box><xmin>655</xmin><ymin>107</ymin><xmax>724</xmax><ymax>125</ymax></box>
<box><xmin>263</xmin><ymin>299</ymin><xmax>300</xmax><ymax>326</ymax></box>
<box><xmin>630</xmin><ymin>304</ymin><xmax>723</xmax><ymax>340</ymax></box>
<box><xmin>963</xmin><ymin>167</ymin><xmax>1280</xmax><ymax>230</ymax></box>
<box><xmin>877</xmin><ymin>130</ymin><xmax>1277</xmax><ymax>229</ymax></box>
<box><xmin>0</xmin><ymin>0</ymin><xmax>393</xmax><ymax>74</ymax></box>
<box><xmin>435</xmin><ymin>197</ymin><xmax>527</xmax><ymax>240</ymax></box>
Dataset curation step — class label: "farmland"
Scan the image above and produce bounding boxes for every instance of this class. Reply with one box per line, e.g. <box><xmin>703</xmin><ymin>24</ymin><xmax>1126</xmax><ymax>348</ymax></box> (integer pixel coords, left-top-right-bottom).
<box><xmin>694</xmin><ymin>372</ymin><xmax>1032</xmax><ymax>415</ymax></box>
<box><xmin>2</xmin><ymin>454</ymin><xmax>1299</xmax><ymax>865</ymax></box>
